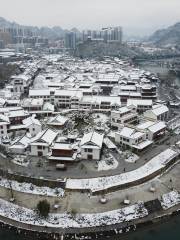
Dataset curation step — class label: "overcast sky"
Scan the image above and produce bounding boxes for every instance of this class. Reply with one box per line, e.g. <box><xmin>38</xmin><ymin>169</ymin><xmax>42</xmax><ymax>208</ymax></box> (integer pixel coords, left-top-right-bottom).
<box><xmin>0</xmin><ymin>0</ymin><xmax>180</xmax><ymax>36</ymax></box>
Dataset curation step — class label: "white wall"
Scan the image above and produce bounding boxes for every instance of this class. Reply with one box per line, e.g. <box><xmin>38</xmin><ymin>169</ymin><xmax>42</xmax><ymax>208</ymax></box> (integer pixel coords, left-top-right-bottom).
<box><xmin>28</xmin><ymin>124</ymin><xmax>42</xmax><ymax>137</ymax></box>
<box><xmin>0</xmin><ymin>124</ymin><xmax>8</xmax><ymax>139</ymax></box>
<box><xmin>144</xmin><ymin>111</ymin><xmax>157</xmax><ymax>121</ymax></box>
<box><xmin>81</xmin><ymin>147</ymin><xmax>100</xmax><ymax>160</ymax></box>
<box><xmin>30</xmin><ymin>145</ymin><xmax>49</xmax><ymax>156</ymax></box>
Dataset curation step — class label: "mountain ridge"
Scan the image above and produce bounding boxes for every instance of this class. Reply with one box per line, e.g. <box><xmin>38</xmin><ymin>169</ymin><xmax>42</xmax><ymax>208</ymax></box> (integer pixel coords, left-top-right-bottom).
<box><xmin>149</xmin><ymin>22</ymin><xmax>180</xmax><ymax>46</ymax></box>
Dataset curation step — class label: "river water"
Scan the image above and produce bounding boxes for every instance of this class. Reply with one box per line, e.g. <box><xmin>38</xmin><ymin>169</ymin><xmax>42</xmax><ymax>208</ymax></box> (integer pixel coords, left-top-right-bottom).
<box><xmin>138</xmin><ymin>60</ymin><xmax>180</xmax><ymax>87</ymax></box>
<box><xmin>1</xmin><ymin>60</ymin><xmax>180</xmax><ymax>239</ymax></box>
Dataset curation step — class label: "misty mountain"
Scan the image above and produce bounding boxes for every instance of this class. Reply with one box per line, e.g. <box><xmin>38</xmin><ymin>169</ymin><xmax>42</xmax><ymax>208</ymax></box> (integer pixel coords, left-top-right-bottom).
<box><xmin>149</xmin><ymin>22</ymin><xmax>180</xmax><ymax>46</ymax></box>
<box><xmin>0</xmin><ymin>17</ymin><xmax>73</xmax><ymax>40</ymax></box>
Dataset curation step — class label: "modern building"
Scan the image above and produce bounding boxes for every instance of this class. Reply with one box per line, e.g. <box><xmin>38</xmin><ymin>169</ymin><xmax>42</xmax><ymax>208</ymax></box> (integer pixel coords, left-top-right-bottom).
<box><xmin>127</xmin><ymin>99</ymin><xmax>153</xmax><ymax>113</ymax></box>
<box><xmin>82</xmin><ymin>27</ymin><xmax>123</xmax><ymax>44</ymax></box>
<box><xmin>115</xmin><ymin>126</ymin><xmax>153</xmax><ymax>152</ymax></box>
<box><xmin>65</xmin><ymin>31</ymin><xmax>76</xmax><ymax>49</ymax></box>
<box><xmin>111</xmin><ymin>106</ymin><xmax>138</xmax><ymax>129</ymax></box>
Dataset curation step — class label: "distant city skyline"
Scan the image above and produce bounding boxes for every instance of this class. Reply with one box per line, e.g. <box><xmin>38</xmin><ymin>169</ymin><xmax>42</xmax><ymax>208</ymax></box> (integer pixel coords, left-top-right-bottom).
<box><xmin>0</xmin><ymin>0</ymin><xmax>180</xmax><ymax>36</ymax></box>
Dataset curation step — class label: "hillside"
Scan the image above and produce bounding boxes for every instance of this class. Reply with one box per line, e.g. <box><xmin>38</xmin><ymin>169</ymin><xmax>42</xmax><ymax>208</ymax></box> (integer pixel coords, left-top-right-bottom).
<box><xmin>149</xmin><ymin>22</ymin><xmax>180</xmax><ymax>46</ymax></box>
<box><xmin>74</xmin><ymin>41</ymin><xmax>145</xmax><ymax>58</ymax></box>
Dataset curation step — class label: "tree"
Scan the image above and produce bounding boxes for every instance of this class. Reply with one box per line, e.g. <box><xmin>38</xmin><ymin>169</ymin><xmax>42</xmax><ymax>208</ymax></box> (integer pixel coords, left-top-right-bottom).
<box><xmin>37</xmin><ymin>200</ymin><xmax>50</xmax><ymax>218</ymax></box>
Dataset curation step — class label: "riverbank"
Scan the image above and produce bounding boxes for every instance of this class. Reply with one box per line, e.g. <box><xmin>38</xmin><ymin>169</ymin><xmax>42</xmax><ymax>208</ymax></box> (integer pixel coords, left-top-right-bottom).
<box><xmin>1</xmin><ymin>202</ymin><xmax>180</xmax><ymax>239</ymax></box>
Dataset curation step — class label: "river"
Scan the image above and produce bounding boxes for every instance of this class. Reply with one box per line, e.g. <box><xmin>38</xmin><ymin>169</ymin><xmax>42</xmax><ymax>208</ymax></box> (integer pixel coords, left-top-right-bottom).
<box><xmin>138</xmin><ymin>60</ymin><xmax>180</xmax><ymax>87</ymax></box>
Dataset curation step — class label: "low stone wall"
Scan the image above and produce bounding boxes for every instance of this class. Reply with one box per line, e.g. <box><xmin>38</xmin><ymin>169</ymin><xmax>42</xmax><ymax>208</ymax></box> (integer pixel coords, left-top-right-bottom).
<box><xmin>0</xmin><ymin>168</ymin><xmax>66</xmax><ymax>189</ymax></box>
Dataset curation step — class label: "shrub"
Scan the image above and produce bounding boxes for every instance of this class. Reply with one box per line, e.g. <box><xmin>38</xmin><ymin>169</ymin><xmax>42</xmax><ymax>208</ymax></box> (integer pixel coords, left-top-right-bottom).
<box><xmin>37</xmin><ymin>200</ymin><xmax>50</xmax><ymax>218</ymax></box>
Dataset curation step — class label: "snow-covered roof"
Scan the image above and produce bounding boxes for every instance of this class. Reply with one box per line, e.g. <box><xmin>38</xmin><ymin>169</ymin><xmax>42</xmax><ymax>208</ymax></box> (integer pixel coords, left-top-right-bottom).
<box><xmin>81</xmin><ymin>131</ymin><xmax>104</xmax><ymax>148</ymax></box>
<box><xmin>31</xmin><ymin>129</ymin><xmax>58</xmax><ymax>146</ymax></box>
<box><xmin>112</xmin><ymin>106</ymin><xmax>131</xmax><ymax>115</ymax></box>
<box><xmin>10</xmin><ymin>135</ymin><xmax>31</xmax><ymax>149</ymax></box>
<box><xmin>23</xmin><ymin>116</ymin><xmax>41</xmax><ymax>127</ymax></box>
<box><xmin>0</xmin><ymin>98</ymin><xmax>6</xmax><ymax>106</ymax></box>
<box><xmin>54</xmin><ymin>89</ymin><xmax>83</xmax><ymax>98</ymax></box>
<box><xmin>81</xmin><ymin>96</ymin><xmax>121</xmax><ymax>106</ymax></box>
<box><xmin>120</xmin><ymin>85</ymin><xmax>137</xmax><ymax>91</ymax></box>
<box><xmin>7</xmin><ymin>110</ymin><xmax>29</xmax><ymax>118</ymax></box>
<box><xmin>43</xmin><ymin>102</ymin><xmax>54</xmax><ymax>112</ymax></box>
<box><xmin>148</xmin><ymin>122</ymin><xmax>166</xmax><ymax>133</ymax></box>
<box><xmin>137</xmin><ymin>121</ymin><xmax>166</xmax><ymax>133</ymax></box>
<box><xmin>151</xmin><ymin>104</ymin><xmax>169</xmax><ymax>116</ymax></box>
<box><xmin>137</xmin><ymin>121</ymin><xmax>155</xmax><ymax>130</ymax></box>
<box><xmin>0</xmin><ymin>114</ymin><xmax>10</xmax><ymax>124</ymax></box>
<box><xmin>23</xmin><ymin>98</ymin><xmax>44</xmax><ymax>107</ymax></box>
<box><xmin>29</xmin><ymin>89</ymin><xmax>50</xmax><ymax>96</ymax></box>
<box><xmin>104</xmin><ymin>138</ymin><xmax>117</xmax><ymax>149</ymax></box>
<box><xmin>51</xmin><ymin>143</ymin><xmax>73</xmax><ymax>150</ymax></box>
<box><xmin>132</xmin><ymin>140</ymin><xmax>153</xmax><ymax>150</ymax></box>
<box><xmin>119</xmin><ymin>127</ymin><xmax>144</xmax><ymax>139</ymax></box>
<box><xmin>127</xmin><ymin>99</ymin><xmax>153</xmax><ymax>107</ymax></box>
<box><xmin>47</xmin><ymin>114</ymin><xmax>68</xmax><ymax>126</ymax></box>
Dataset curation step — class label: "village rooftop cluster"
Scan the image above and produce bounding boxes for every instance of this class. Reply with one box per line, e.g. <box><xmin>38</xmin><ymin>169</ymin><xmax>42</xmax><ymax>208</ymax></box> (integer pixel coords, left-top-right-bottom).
<box><xmin>0</xmin><ymin>55</ymin><xmax>172</xmax><ymax>161</ymax></box>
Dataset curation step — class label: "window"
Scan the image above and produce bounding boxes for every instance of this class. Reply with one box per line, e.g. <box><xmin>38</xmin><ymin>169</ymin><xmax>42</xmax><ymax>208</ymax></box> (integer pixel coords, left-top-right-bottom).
<box><xmin>37</xmin><ymin>146</ymin><xmax>42</xmax><ymax>150</ymax></box>
<box><xmin>85</xmin><ymin>148</ymin><xmax>93</xmax><ymax>153</ymax></box>
<box><xmin>88</xmin><ymin>149</ymin><xmax>93</xmax><ymax>153</ymax></box>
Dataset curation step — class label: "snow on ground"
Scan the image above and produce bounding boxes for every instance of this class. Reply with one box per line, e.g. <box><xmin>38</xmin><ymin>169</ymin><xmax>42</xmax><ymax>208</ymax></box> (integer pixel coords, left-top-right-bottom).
<box><xmin>12</xmin><ymin>155</ymin><xmax>29</xmax><ymax>167</ymax></box>
<box><xmin>92</xmin><ymin>113</ymin><xmax>109</xmax><ymax>125</ymax></box>
<box><xmin>98</xmin><ymin>155</ymin><xmax>118</xmax><ymax>171</ymax></box>
<box><xmin>174</xmin><ymin>128</ymin><xmax>180</xmax><ymax>135</ymax></box>
<box><xmin>0</xmin><ymin>178</ymin><xmax>64</xmax><ymax>198</ymax></box>
<box><xmin>0</xmin><ymin>199</ymin><xmax>148</xmax><ymax>228</ymax></box>
<box><xmin>66</xmin><ymin>148</ymin><xmax>179</xmax><ymax>193</ymax></box>
<box><xmin>124</xmin><ymin>152</ymin><xmax>139</xmax><ymax>163</ymax></box>
<box><xmin>161</xmin><ymin>190</ymin><xmax>180</xmax><ymax>210</ymax></box>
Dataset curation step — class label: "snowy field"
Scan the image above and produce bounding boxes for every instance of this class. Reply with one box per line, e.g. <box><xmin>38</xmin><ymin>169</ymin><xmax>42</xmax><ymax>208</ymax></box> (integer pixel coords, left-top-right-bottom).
<box><xmin>0</xmin><ymin>199</ymin><xmax>148</xmax><ymax>228</ymax></box>
<box><xmin>92</xmin><ymin>113</ymin><xmax>109</xmax><ymax>125</ymax></box>
<box><xmin>124</xmin><ymin>153</ymin><xmax>139</xmax><ymax>163</ymax></box>
<box><xmin>66</xmin><ymin>149</ymin><xmax>179</xmax><ymax>193</ymax></box>
<box><xmin>12</xmin><ymin>155</ymin><xmax>29</xmax><ymax>167</ymax></box>
<box><xmin>98</xmin><ymin>154</ymin><xmax>118</xmax><ymax>171</ymax></box>
<box><xmin>161</xmin><ymin>190</ymin><xmax>180</xmax><ymax>210</ymax></box>
<box><xmin>0</xmin><ymin>178</ymin><xmax>64</xmax><ymax>197</ymax></box>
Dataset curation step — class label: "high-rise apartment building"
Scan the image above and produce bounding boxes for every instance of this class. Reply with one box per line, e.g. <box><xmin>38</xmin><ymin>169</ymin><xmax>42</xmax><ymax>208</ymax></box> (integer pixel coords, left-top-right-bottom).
<box><xmin>65</xmin><ymin>31</ymin><xmax>77</xmax><ymax>49</ymax></box>
<box><xmin>82</xmin><ymin>27</ymin><xmax>123</xmax><ymax>44</ymax></box>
